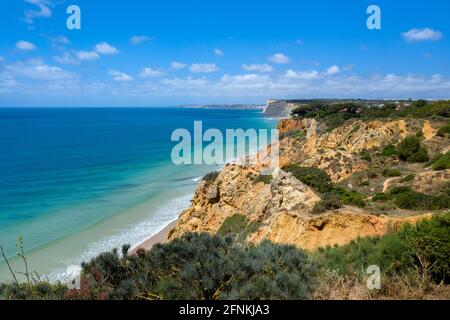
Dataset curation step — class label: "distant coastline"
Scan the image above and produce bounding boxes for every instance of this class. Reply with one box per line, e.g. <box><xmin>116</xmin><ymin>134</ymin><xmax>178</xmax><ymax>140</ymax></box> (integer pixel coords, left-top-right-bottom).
<box><xmin>179</xmin><ymin>104</ymin><xmax>265</xmax><ymax>110</ymax></box>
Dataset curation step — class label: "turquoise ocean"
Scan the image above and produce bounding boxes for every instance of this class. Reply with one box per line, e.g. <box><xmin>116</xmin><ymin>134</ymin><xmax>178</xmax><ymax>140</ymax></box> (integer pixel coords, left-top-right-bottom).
<box><xmin>0</xmin><ymin>107</ymin><xmax>276</xmax><ymax>282</ymax></box>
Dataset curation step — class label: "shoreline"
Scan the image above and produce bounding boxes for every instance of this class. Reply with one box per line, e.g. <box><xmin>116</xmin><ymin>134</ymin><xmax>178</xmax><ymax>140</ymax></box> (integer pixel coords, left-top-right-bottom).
<box><xmin>131</xmin><ymin>220</ymin><xmax>178</xmax><ymax>252</ymax></box>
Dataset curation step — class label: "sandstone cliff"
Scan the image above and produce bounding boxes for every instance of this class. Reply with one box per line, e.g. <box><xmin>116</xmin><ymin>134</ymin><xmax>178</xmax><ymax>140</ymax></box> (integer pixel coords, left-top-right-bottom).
<box><xmin>168</xmin><ymin>117</ymin><xmax>448</xmax><ymax>250</ymax></box>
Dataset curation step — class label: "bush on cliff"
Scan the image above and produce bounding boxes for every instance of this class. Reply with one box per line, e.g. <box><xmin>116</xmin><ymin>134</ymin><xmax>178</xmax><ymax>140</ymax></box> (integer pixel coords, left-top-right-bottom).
<box><xmin>282</xmin><ymin>165</ymin><xmax>333</xmax><ymax>194</ymax></box>
<box><xmin>381</xmin><ymin>136</ymin><xmax>429</xmax><ymax>163</ymax></box>
<box><xmin>312</xmin><ymin>193</ymin><xmax>343</xmax><ymax>214</ymax></box>
<box><xmin>217</xmin><ymin>213</ymin><xmax>260</xmax><ymax>239</ymax></box>
<box><xmin>316</xmin><ymin>212</ymin><xmax>450</xmax><ymax>284</ymax></box>
<box><xmin>437</xmin><ymin>123</ymin><xmax>450</xmax><ymax>137</ymax></box>
<box><xmin>386</xmin><ymin>186</ymin><xmax>450</xmax><ymax>210</ymax></box>
<box><xmin>428</xmin><ymin>152</ymin><xmax>450</xmax><ymax>171</ymax></box>
<box><xmin>62</xmin><ymin>233</ymin><xmax>316</xmax><ymax>300</ymax></box>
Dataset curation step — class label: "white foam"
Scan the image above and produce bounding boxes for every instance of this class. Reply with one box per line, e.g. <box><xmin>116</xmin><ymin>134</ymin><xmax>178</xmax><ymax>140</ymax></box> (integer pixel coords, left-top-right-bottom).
<box><xmin>46</xmin><ymin>194</ymin><xmax>192</xmax><ymax>283</ymax></box>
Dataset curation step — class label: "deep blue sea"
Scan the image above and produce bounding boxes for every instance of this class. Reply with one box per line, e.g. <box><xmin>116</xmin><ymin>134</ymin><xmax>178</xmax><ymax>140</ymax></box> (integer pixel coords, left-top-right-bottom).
<box><xmin>0</xmin><ymin>107</ymin><xmax>276</xmax><ymax>281</ymax></box>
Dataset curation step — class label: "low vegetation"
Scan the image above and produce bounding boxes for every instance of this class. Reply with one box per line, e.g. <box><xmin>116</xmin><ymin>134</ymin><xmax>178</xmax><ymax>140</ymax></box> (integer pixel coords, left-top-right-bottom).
<box><xmin>428</xmin><ymin>151</ymin><xmax>450</xmax><ymax>171</ymax></box>
<box><xmin>217</xmin><ymin>213</ymin><xmax>260</xmax><ymax>240</ymax></box>
<box><xmin>316</xmin><ymin>212</ymin><xmax>450</xmax><ymax>284</ymax></box>
<box><xmin>2</xmin><ymin>212</ymin><xmax>449</xmax><ymax>300</ymax></box>
<box><xmin>252</xmin><ymin>174</ymin><xmax>272</xmax><ymax>185</ymax></box>
<box><xmin>437</xmin><ymin>123</ymin><xmax>450</xmax><ymax>137</ymax></box>
<box><xmin>291</xmin><ymin>100</ymin><xmax>450</xmax><ymax>131</ymax></box>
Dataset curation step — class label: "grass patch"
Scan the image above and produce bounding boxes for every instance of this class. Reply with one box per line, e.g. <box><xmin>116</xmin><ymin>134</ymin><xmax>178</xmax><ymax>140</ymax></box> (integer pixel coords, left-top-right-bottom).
<box><xmin>387</xmin><ymin>187</ymin><xmax>450</xmax><ymax>210</ymax></box>
<box><xmin>282</xmin><ymin>165</ymin><xmax>334</xmax><ymax>194</ymax></box>
<box><xmin>312</xmin><ymin>193</ymin><xmax>343</xmax><ymax>214</ymax></box>
<box><xmin>401</xmin><ymin>174</ymin><xmax>415</xmax><ymax>183</ymax></box>
<box><xmin>437</xmin><ymin>123</ymin><xmax>450</xmax><ymax>137</ymax></box>
<box><xmin>383</xmin><ymin>168</ymin><xmax>402</xmax><ymax>177</ymax></box>
<box><xmin>252</xmin><ymin>174</ymin><xmax>272</xmax><ymax>185</ymax></box>
<box><xmin>428</xmin><ymin>152</ymin><xmax>450</xmax><ymax>171</ymax></box>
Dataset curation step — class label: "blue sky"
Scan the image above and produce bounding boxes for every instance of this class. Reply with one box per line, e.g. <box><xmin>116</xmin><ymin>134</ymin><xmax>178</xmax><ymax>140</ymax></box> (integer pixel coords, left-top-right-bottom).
<box><xmin>0</xmin><ymin>0</ymin><xmax>449</xmax><ymax>106</ymax></box>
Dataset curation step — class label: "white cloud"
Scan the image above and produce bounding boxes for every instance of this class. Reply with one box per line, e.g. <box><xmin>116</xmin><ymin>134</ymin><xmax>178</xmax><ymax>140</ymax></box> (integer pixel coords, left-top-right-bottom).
<box><xmin>140</xmin><ymin>68</ymin><xmax>164</xmax><ymax>78</ymax></box>
<box><xmin>3</xmin><ymin>59</ymin><xmax>75</xmax><ymax>80</ymax></box>
<box><xmin>171</xmin><ymin>61</ymin><xmax>187</xmax><ymax>70</ymax></box>
<box><xmin>94</xmin><ymin>42</ymin><xmax>118</xmax><ymax>55</ymax></box>
<box><xmin>403</xmin><ymin>28</ymin><xmax>443</xmax><ymax>42</ymax></box>
<box><xmin>214</xmin><ymin>48</ymin><xmax>224</xmax><ymax>56</ymax></box>
<box><xmin>326</xmin><ymin>65</ymin><xmax>340</xmax><ymax>75</ymax></box>
<box><xmin>16</xmin><ymin>40</ymin><xmax>36</xmax><ymax>51</ymax></box>
<box><xmin>76</xmin><ymin>51</ymin><xmax>99</xmax><ymax>61</ymax></box>
<box><xmin>54</xmin><ymin>52</ymin><xmax>79</xmax><ymax>65</ymax></box>
<box><xmin>130</xmin><ymin>35</ymin><xmax>152</xmax><ymax>45</ymax></box>
<box><xmin>190</xmin><ymin>63</ymin><xmax>219</xmax><ymax>73</ymax></box>
<box><xmin>296</xmin><ymin>39</ymin><xmax>304</xmax><ymax>45</ymax></box>
<box><xmin>268</xmin><ymin>53</ymin><xmax>290</xmax><ymax>64</ymax></box>
<box><xmin>109</xmin><ymin>69</ymin><xmax>133</xmax><ymax>82</ymax></box>
<box><xmin>241</xmin><ymin>64</ymin><xmax>273</xmax><ymax>73</ymax></box>
<box><xmin>285</xmin><ymin>69</ymin><xmax>319</xmax><ymax>80</ymax></box>
<box><xmin>23</xmin><ymin>0</ymin><xmax>52</xmax><ymax>24</ymax></box>
<box><xmin>0</xmin><ymin>56</ymin><xmax>4</xmax><ymax>62</ymax></box>
<box><xmin>51</xmin><ymin>35</ymin><xmax>71</xmax><ymax>45</ymax></box>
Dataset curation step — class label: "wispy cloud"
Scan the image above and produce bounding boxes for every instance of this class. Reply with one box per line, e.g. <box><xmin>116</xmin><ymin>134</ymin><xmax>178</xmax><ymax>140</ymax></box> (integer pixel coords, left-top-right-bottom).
<box><xmin>214</xmin><ymin>48</ymin><xmax>224</xmax><ymax>56</ymax></box>
<box><xmin>3</xmin><ymin>59</ymin><xmax>75</xmax><ymax>80</ymax></box>
<box><xmin>94</xmin><ymin>42</ymin><xmax>118</xmax><ymax>55</ymax></box>
<box><xmin>76</xmin><ymin>51</ymin><xmax>100</xmax><ymax>61</ymax></box>
<box><xmin>285</xmin><ymin>69</ymin><xmax>319</xmax><ymax>80</ymax></box>
<box><xmin>54</xmin><ymin>52</ymin><xmax>79</xmax><ymax>65</ymax></box>
<box><xmin>51</xmin><ymin>35</ymin><xmax>71</xmax><ymax>45</ymax></box>
<box><xmin>140</xmin><ymin>68</ymin><xmax>164</xmax><ymax>77</ymax></box>
<box><xmin>16</xmin><ymin>40</ymin><xmax>37</xmax><ymax>51</ymax></box>
<box><xmin>403</xmin><ymin>28</ymin><xmax>443</xmax><ymax>42</ymax></box>
<box><xmin>109</xmin><ymin>69</ymin><xmax>133</xmax><ymax>82</ymax></box>
<box><xmin>241</xmin><ymin>64</ymin><xmax>273</xmax><ymax>73</ymax></box>
<box><xmin>326</xmin><ymin>65</ymin><xmax>340</xmax><ymax>75</ymax></box>
<box><xmin>171</xmin><ymin>62</ymin><xmax>187</xmax><ymax>70</ymax></box>
<box><xmin>268</xmin><ymin>53</ymin><xmax>290</xmax><ymax>64</ymax></box>
<box><xmin>23</xmin><ymin>0</ymin><xmax>53</xmax><ymax>24</ymax></box>
<box><xmin>190</xmin><ymin>63</ymin><xmax>219</xmax><ymax>73</ymax></box>
<box><xmin>130</xmin><ymin>35</ymin><xmax>153</xmax><ymax>45</ymax></box>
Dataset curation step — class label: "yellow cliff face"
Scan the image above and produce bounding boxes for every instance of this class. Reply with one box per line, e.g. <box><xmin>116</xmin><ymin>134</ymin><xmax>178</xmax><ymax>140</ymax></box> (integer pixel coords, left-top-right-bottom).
<box><xmin>169</xmin><ymin>117</ymin><xmax>446</xmax><ymax>251</ymax></box>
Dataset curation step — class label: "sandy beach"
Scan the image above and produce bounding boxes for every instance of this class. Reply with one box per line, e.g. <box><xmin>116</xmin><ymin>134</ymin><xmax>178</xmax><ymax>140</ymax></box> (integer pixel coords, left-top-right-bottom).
<box><xmin>132</xmin><ymin>220</ymin><xmax>177</xmax><ymax>253</ymax></box>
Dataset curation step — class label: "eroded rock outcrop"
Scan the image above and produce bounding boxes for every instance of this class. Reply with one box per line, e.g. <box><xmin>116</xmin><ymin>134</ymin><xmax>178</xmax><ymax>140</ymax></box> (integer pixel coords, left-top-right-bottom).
<box><xmin>168</xmin><ymin>117</ymin><xmax>445</xmax><ymax>251</ymax></box>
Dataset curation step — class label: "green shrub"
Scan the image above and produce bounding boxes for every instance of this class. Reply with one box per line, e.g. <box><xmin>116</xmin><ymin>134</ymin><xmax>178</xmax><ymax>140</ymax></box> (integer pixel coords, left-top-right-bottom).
<box><xmin>401</xmin><ymin>174</ymin><xmax>415</xmax><ymax>183</ymax></box>
<box><xmin>387</xmin><ymin>186</ymin><xmax>450</xmax><ymax>210</ymax></box>
<box><xmin>80</xmin><ymin>233</ymin><xmax>316</xmax><ymax>300</ymax></box>
<box><xmin>217</xmin><ymin>213</ymin><xmax>260</xmax><ymax>239</ymax></box>
<box><xmin>372</xmin><ymin>193</ymin><xmax>391</xmax><ymax>202</ymax></box>
<box><xmin>394</xmin><ymin>191</ymin><xmax>450</xmax><ymax>210</ymax></box>
<box><xmin>407</xmin><ymin>147</ymin><xmax>429</xmax><ymax>163</ymax></box>
<box><xmin>429</xmin><ymin>152</ymin><xmax>450</xmax><ymax>171</ymax></box>
<box><xmin>381</xmin><ymin>145</ymin><xmax>398</xmax><ymax>157</ymax></box>
<box><xmin>316</xmin><ymin>212</ymin><xmax>450</xmax><ymax>283</ymax></box>
<box><xmin>397</xmin><ymin>136</ymin><xmax>429</xmax><ymax>163</ymax></box>
<box><xmin>253</xmin><ymin>174</ymin><xmax>272</xmax><ymax>185</ymax></box>
<box><xmin>332</xmin><ymin>187</ymin><xmax>366</xmax><ymax>208</ymax></box>
<box><xmin>282</xmin><ymin>165</ymin><xmax>333</xmax><ymax>194</ymax></box>
<box><xmin>0</xmin><ymin>282</ymin><xmax>67</xmax><ymax>300</ymax></box>
<box><xmin>312</xmin><ymin>193</ymin><xmax>343</xmax><ymax>214</ymax></box>
<box><xmin>359</xmin><ymin>150</ymin><xmax>372</xmax><ymax>162</ymax></box>
<box><xmin>437</xmin><ymin>123</ymin><xmax>450</xmax><ymax>137</ymax></box>
<box><xmin>383</xmin><ymin>168</ymin><xmax>402</xmax><ymax>177</ymax></box>
<box><xmin>388</xmin><ymin>186</ymin><xmax>413</xmax><ymax>195</ymax></box>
